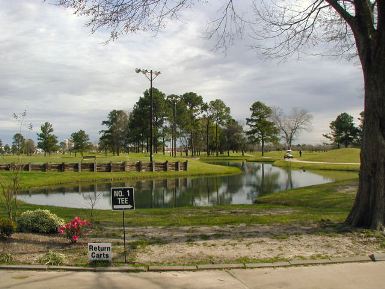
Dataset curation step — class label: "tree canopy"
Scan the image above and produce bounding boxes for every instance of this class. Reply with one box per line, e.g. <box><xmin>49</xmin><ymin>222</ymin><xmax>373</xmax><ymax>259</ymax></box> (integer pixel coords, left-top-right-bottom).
<box><xmin>37</xmin><ymin>122</ymin><xmax>59</xmax><ymax>156</ymax></box>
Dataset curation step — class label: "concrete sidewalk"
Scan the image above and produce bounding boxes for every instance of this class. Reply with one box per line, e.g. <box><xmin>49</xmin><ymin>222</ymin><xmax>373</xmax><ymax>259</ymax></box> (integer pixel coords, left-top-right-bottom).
<box><xmin>1</xmin><ymin>262</ymin><xmax>385</xmax><ymax>289</ymax></box>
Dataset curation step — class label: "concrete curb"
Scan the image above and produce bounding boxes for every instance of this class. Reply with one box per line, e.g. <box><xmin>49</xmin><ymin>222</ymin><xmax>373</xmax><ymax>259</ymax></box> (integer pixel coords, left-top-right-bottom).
<box><xmin>0</xmin><ymin>254</ymin><xmax>383</xmax><ymax>273</ymax></box>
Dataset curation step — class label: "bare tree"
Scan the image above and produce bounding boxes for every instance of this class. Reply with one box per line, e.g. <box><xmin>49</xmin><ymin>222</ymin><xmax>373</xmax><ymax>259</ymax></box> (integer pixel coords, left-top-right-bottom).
<box><xmin>82</xmin><ymin>191</ymin><xmax>103</xmax><ymax>220</ymax></box>
<box><xmin>271</xmin><ymin>107</ymin><xmax>312</xmax><ymax>149</ymax></box>
<box><xmin>51</xmin><ymin>0</ymin><xmax>385</xmax><ymax>229</ymax></box>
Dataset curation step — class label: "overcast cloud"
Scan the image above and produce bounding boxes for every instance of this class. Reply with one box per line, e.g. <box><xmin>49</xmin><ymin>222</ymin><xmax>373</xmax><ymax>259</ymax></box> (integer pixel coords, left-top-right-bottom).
<box><xmin>0</xmin><ymin>0</ymin><xmax>364</xmax><ymax>146</ymax></box>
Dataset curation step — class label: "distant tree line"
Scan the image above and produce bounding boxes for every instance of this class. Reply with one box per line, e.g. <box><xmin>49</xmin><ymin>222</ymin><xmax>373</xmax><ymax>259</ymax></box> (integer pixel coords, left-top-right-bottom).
<box><xmin>0</xmin><ymin>89</ymin><xmax>317</xmax><ymax>157</ymax></box>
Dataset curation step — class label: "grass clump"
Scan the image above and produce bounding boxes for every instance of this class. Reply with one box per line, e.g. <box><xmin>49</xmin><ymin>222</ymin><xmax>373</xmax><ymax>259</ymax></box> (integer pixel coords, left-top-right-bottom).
<box><xmin>0</xmin><ymin>217</ymin><xmax>16</xmax><ymax>238</ymax></box>
<box><xmin>38</xmin><ymin>250</ymin><xmax>66</xmax><ymax>266</ymax></box>
<box><xmin>0</xmin><ymin>253</ymin><xmax>13</xmax><ymax>264</ymax></box>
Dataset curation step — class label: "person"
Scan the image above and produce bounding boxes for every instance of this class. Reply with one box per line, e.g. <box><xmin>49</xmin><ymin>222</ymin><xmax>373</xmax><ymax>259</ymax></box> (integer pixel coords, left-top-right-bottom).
<box><xmin>299</xmin><ymin>150</ymin><xmax>302</xmax><ymax>157</ymax></box>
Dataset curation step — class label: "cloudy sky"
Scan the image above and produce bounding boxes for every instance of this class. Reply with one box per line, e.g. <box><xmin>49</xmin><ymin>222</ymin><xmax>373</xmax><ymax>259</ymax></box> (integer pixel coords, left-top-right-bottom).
<box><xmin>0</xmin><ymin>0</ymin><xmax>364</xmax><ymax>146</ymax></box>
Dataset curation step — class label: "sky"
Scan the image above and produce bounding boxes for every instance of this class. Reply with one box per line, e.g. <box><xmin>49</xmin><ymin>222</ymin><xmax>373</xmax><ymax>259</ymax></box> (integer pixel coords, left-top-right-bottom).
<box><xmin>0</xmin><ymin>0</ymin><xmax>364</xmax><ymax>146</ymax></box>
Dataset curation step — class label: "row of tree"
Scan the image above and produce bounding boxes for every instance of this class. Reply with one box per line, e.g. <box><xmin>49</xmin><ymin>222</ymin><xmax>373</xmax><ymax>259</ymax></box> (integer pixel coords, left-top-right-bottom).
<box><xmin>0</xmin><ymin>102</ymin><xmax>363</xmax><ymax>158</ymax></box>
<box><xmin>0</xmin><ymin>91</ymin><xmax>316</xmax><ymax>157</ymax></box>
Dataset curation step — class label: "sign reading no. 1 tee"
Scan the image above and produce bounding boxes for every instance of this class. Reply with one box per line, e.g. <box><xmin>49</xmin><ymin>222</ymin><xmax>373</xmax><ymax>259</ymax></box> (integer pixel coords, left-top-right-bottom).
<box><xmin>111</xmin><ymin>187</ymin><xmax>135</xmax><ymax>210</ymax></box>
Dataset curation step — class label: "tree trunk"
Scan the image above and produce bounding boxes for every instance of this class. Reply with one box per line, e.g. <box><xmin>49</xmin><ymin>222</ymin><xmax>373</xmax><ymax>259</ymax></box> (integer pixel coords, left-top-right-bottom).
<box><xmin>215</xmin><ymin>122</ymin><xmax>218</xmax><ymax>157</ymax></box>
<box><xmin>206</xmin><ymin>119</ymin><xmax>210</xmax><ymax>156</ymax></box>
<box><xmin>261</xmin><ymin>138</ymin><xmax>265</xmax><ymax>157</ymax></box>
<box><xmin>346</xmin><ymin>52</ymin><xmax>385</xmax><ymax>229</ymax></box>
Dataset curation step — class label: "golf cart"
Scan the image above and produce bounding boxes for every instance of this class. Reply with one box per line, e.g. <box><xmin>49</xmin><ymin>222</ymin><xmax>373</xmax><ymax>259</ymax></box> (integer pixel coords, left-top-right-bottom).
<box><xmin>284</xmin><ymin>149</ymin><xmax>293</xmax><ymax>159</ymax></box>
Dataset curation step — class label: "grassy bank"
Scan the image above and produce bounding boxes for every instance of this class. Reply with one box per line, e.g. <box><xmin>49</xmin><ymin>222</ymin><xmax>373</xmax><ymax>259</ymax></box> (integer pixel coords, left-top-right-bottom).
<box><xmin>273</xmin><ymin>160</ymin><xmax>360</xmax><ymax>172</ymax></box>
<box><xmin>0</xmin><ymin>159</ymin><xmax>240</xmax><ymax>189</ymax></box>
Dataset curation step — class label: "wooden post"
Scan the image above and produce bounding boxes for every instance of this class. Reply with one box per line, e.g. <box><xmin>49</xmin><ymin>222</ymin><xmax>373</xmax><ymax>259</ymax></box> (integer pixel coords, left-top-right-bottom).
<box><xmin>151</xmin><ymin>161</ymin><xmax>155</xmax><ymax>172</ymax></box>
<box><xmin>45</xmin><ymin>163</ymin><xmax>49</xmax><ymax>172</ymax></box>
<box><xmin>176</xmin><ymin>161</ymin><xmax>180</xmax><ymax>171</ymax></box>
<box><xmin>110</xmin><ymin>161</ymin><xmax>113</xmax><ymax>172</ymax></box>
<box><xmin>164</xmin><ymin>161</ymin><xmax>168</xmax><ymax>171</ymax></box>
<box><xmin>61</xmin><ymin>162</ymin><xmax>65</xmax><ymax>172</ymax></box>
<box><xmin>28</xmin><ymin>163</ymin><xmax>32</xmax><ymax>172</ymax></box>
<box><xmin>94</xmin><ymin>161</ymin><xmax>97</xmax><ymax>172</ymax></box>
<box><xmin>185</xmin><ymin>160</ymin><xmax>188</xmax><ymax>171</ymax></box>
<box><xmin>78</xmin><ymin>162</ymin><xmax>82</xmax><ymax>172</ymax></box>
<box><xmin>123</xmin><ymin>161</ymin><xmax>127</xmax><ymax>172</ymax></box>
<box><xmin>137</xmin><ymin>161</ymin><xmax>142</xmax><ymax>172</ymax></box>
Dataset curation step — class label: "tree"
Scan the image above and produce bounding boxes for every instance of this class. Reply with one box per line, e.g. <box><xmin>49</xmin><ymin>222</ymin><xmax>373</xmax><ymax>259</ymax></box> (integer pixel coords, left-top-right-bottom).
<box><xmin>100</xmin><ymin>110</ymin><xmax>129</xmax><ymax>156</ymax></box>
<box><xmin>181</xmin><ymin>92</ymin><xmax>204</xmax><ymax>156</ymax></box>
<box><xmin>71</xmin><ymin>130</ymin><xmax>91</xmax><ymax>156</ymax></box>
<box><xmin>0</xmin><ymin>139</ymin><xmax>3</xmax><ymax>155</ymax></box>
<box><xmin>208</xmin><ymin>99</ymin><xmax>231</xmax><ymax>156</ymax></box>
<box><xmin>271</xmin><ymin>107</ymin><xmax>313</xmax><ymax>150</ymax></box>
<box><xmin>12</xmin><ymin>133</ymin><xmax>25</xmax><ymax>155</ymax></box>
<box><xmin>3</xmin><ymin>144</ymin><xmax>11</xmax><ymax>155</ymax></box>
<box><xmin>323</xmin><ymin>113</ymin><xmax>360</xmax><ymax>148</ymax></box>
<box><xmin>24</xmin><ymin>139</ymin><xmax>36</xmax><ymax>156</ymax></box>
<box><xmin>246</xmin><ymin>101</ymin><xmax>279</xmax><ymax>156</ymax></box>
<box><xmin>222</xmin><ymin>119</ymin><xmax>245</xmax><ymax>156</ymax></box>
<box><xmin>37</xmin><ymin>122</ymin><xmax>59</xmax><ymax>156</ymax></box>
<box><xmin>53</xmin><ymin>0</ymin><xmax>385</xmax><ymax>229</ymax></box>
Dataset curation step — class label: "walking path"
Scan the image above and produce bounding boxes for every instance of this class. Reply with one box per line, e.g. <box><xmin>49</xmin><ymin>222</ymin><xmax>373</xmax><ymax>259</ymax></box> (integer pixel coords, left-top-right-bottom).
<box><xmin>287</xmin><ymin>158</ymin><xmax>360</xmax><ymax>165</ymax></box>
<box><xmin>1</xmin><ymin>261</ymin><xmax>385</xmax><ymax>289</ymax></box>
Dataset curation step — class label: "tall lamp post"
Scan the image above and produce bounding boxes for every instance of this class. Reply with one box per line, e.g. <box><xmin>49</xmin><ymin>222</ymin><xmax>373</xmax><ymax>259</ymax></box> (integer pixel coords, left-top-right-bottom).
<box><xmin>135</xmin><ymin>68</ymin><xmax>161</xmax><ymax>162</ymax></box>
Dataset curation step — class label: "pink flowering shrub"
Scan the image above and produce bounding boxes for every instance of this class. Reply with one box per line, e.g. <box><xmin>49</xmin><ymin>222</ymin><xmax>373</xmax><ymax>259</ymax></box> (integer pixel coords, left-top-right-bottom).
<box><xmin>58</xmin><ymin>217</ymin><xmax>91</xmax><ymax>243</ymax></box>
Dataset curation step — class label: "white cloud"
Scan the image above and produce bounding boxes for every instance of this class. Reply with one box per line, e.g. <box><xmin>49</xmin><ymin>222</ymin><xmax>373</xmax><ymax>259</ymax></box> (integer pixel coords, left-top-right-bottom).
<box><xmin>0</xmin><ymin>0</ymin><xmax>364</xmax><ymax>146</ymax></box>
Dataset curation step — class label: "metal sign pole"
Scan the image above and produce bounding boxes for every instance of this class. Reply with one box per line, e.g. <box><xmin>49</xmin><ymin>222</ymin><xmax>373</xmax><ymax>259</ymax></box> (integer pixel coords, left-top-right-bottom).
<box><xmin>123</xmin><ymin>210</ymin><xmax>126</xmax><ymax>263</ymax></box>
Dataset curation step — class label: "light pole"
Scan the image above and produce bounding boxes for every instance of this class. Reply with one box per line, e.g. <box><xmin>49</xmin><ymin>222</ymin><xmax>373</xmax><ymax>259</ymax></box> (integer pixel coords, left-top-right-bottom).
<box><xmin>135</xmin><ymin>68</ymin><xmax>161</xmax><ymax>162</ymax></box>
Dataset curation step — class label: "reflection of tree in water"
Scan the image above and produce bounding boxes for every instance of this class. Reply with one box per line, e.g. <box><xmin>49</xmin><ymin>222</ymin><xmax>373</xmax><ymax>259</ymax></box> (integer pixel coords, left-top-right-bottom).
<box><xmin>282</xmin><ymin>165</ymin><xmax>294</xmax><ymax>191</ymax></box>
<box><xmin>247</xmin><ymin>163</ymin><xmax>281</xmax><ymax>202</ymax></box>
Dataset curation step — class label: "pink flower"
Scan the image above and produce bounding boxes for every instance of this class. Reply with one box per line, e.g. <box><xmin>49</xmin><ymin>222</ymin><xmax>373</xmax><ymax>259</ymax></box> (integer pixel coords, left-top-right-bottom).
<box><xmin>72</xmin><ymin>235</ymin><xmax>79</xmax><ymax>242</ymax></box>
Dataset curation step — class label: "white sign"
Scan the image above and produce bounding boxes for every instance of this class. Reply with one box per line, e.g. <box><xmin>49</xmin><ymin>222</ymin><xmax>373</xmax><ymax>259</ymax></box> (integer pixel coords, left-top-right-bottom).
<box><xmin>88</xmin><ymin>243</ymin><xmax>112</xmax><ymax>262</ymax></box>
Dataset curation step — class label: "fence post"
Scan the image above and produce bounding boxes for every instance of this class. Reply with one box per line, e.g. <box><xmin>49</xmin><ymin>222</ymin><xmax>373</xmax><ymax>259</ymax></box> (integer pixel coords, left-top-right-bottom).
<box><xmin>45</xmin><ymin>163</ymin><xmax>50</xmax><ymax>172</ymax></box>
<box><xmin>185</xmin><ymin>160</ymin><xmax>188</xmax><ymax>171</ymax></box>
<box><xmin>137</xmin><ymin>161</ymin><xmax>142</xmax><ymax>172</ymax></box>
<box><xmin>28</xmin><ymin>163</ymin><xmax>32</xmax><ymax>172</ymax></box>
<box><xmin>61</xmin><ymin>162</ymin><xmax>65</xmax><ymax>172</ymax></box>
<box><xmin>78</xmin><ymin>162</ymin><xmax>82</xmax><ymax>172</ymax></box>
<box><xmin>176</xmin><ymin>161</ymin><xmax>180</xmax><ymax>171</ymax></box>
<box><xmin>123</xmin><ymin>161</ymin><xmax>127</xmax><ymax>172</ymax></box>
<box><xmin>164</xmin><ymin>161</ymin><xmax>168</xmax><ymax>171</ymax></box>
<box><xmin>109</xmin><ymin>161</ymin><xmax>113</xmax><ymax>172</ymax></box>
<box><xmin>94</xmin><ymin>161</ymin><xmax>97</xmax><ymax>172</ymax></box>
<box><xmin>151</xmin><ymin>161</ymin><xmax>155</xmax><ymax>172</ymax></box>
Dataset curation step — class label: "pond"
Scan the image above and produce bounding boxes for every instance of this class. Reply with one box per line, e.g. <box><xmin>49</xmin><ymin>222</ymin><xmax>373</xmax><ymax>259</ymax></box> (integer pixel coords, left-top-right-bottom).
<box><xmin>18</xmin><ymin>162</ymin><xmax>355</xmax><ymax>210</ymax></box>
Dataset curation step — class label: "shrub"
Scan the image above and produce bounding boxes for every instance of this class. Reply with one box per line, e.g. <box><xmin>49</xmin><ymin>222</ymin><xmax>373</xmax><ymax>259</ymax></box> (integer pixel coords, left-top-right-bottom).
<box><xmin>17</xmin><ymin>209</ymin><xmax>64</xmax><ymax>234</ymax></box>
<box><xmin>38</xmin><ymin>251</ymin><xmax>66</xmax><ymax>266</ymax></box>
<box><xmin>58</xmin><ymin>216</ymin><xmax>91</xmax><ymax>243</ymax></box>
<box><xmin>0</xmin><ymin>253</ymin><xmax>13</xmax><ymax>264</ymax></box>
<box><xmin>0</xmin><ymin>218</ymin><xmax>16</xmax><ymax>237</ymax></box>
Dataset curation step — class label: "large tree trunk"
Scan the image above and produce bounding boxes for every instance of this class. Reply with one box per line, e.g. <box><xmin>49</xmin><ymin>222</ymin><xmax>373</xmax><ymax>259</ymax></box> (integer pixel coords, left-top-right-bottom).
<box><xmin>346</xmin><ymin>48</ymin><xmax>385</xmax><ymax>229</ymax></box>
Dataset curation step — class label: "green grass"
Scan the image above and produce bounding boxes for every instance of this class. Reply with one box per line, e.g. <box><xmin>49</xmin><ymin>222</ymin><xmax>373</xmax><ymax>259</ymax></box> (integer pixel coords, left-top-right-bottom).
<box><xmin>299</xmin><ymin>148</ymin><xmax>360</xmax><ymax>163</ymax></box>
<box><xmin>0</xmin><ymin>159</ymin><xmax>240</xmax><ymax>189</ymax></box>
<box><xmin>273</xmin><ymin>160</ymin><xmax>359</xmax><ymax>172</ymax></box>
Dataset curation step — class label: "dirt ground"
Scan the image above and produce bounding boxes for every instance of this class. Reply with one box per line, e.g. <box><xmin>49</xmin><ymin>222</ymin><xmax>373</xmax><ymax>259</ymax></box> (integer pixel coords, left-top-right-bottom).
<box><xmin>1</xmin><ymin>223</ymin><xmax>384</xmax><ymax>265</ymax></box>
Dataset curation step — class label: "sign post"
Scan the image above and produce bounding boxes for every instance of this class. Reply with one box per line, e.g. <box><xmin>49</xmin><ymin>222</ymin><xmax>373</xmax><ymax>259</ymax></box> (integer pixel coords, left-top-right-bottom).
<box><xmin>111</xmin><ymin>187</ymin><xmax>135</xmax><ymax>263</ymax></box>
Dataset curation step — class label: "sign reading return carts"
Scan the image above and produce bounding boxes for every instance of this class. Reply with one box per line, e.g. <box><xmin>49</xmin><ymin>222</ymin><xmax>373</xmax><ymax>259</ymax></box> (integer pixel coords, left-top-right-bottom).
<box><xmin>111</xmin><ymin>187</ymin><xmax>135</xmax><ymax>210</ymax></box>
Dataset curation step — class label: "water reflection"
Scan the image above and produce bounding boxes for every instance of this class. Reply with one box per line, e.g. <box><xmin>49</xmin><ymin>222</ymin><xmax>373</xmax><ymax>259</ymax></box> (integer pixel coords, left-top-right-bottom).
<box><xmin>18</xmin><ymin>162</ymin><xmax>337</xmax><ymax>210</ymax></box>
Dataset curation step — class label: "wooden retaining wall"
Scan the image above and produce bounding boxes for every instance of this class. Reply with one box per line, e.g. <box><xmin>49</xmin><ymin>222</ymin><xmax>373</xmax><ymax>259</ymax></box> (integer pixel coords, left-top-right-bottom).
<box><xmin>0</xmin><ymin>161</ymin><xmax>188</xmax><ymax>173</ymax></box>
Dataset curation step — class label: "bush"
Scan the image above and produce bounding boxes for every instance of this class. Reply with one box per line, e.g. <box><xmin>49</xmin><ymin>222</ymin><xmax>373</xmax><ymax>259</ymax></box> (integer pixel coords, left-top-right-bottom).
<box><xmin>0</xmin><ymin>218</ymin><xmax>16</xmax><ymax>237</ymax></box>
<box><xmin>58</xmin><ymin>216</ymin><xmax>91</xmax><ymax>243</ymax></box>
<box><xmin>17</xmin><ymin>209</ymin><xmax>64</xmax><ymax>234</ymax></box>
<box><xmin>38</xmin><ymin>251</ymin><xmax>66</xmax><ymax>266</ymax></box>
